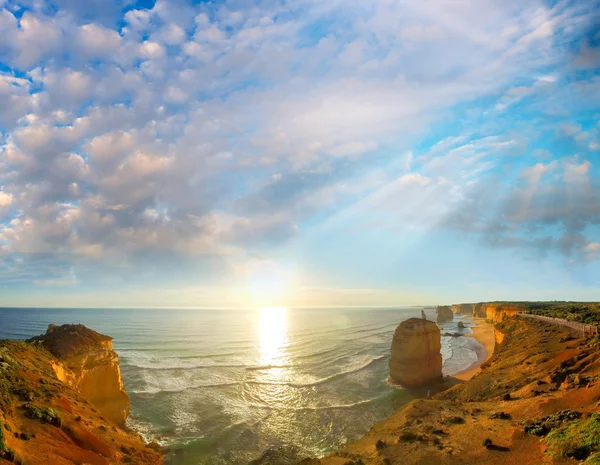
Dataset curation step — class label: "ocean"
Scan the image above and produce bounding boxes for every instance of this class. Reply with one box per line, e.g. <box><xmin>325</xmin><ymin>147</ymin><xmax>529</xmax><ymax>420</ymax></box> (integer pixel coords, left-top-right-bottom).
<box><xmin>0</xmin><ymin>306</ymin><xmax>480</xmax><ymax>464</ymax></box>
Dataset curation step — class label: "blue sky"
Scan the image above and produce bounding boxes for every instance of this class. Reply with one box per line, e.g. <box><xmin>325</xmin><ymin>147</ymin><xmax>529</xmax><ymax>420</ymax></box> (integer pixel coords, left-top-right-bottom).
<box><xmin>0</xmin><ymin>0</ymin><xmax>599</xmax><ymax>308</ymax></box>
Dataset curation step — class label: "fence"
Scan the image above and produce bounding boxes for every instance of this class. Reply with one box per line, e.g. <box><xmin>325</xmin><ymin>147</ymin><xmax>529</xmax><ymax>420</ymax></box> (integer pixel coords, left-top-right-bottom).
<box><xmin>517</xmin><ymin>313</ymin><xmax>599</xmax><ymax>338</ymax></box>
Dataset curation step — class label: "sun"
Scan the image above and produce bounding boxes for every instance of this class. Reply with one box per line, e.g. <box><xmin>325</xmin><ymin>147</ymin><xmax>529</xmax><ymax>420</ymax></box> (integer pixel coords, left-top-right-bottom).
<box><xmin>245</xmin><ymin>260</ymin><xmax>293</xmax><ymax>306</ymax></box>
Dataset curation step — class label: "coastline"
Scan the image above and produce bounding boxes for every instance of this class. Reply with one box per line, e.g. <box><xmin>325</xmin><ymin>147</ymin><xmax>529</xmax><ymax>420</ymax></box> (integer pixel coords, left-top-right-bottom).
<box><xmin>454</xmin><ymin>317</ymin><xmax>495</xmax><ymax>381</ymax></box>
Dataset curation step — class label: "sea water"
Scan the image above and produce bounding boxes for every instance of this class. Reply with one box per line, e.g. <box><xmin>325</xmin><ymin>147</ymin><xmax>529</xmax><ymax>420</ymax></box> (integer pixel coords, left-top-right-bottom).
<box><xmin>0</xmin><ymin>306</ymin><xmax>480</xmax><ymax>464</ymax></box>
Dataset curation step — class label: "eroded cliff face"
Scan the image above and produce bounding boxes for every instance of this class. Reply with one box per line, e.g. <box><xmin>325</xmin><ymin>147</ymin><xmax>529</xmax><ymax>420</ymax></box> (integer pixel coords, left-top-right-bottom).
<box><xmin>439</xmin><ymin>302</ymin><xmax>526</xmax><ymax>321</ymax></box>
<box><xmin>450</xmin><ymin>304</ymin><xmax>475</xmax><ymax>316</ymax></box>
<box><xmin>472</xmin><ymin>303</ymin><xmax>486</xmax><ymax>318</ymax></box>
<box><xmin>436</xmin><ymin>306</ymin><xmax>454</xmax><ymax>323</ymax></box>
<box><xmin>481</xmin><ymin>303</ymin><xmax>528</xmax><ymax>323</ymax></box>
<box><xmin>0</xmin><ymin>335</ymin><xmax>162</xmax><ymax>465</ymax></box>
<box><xmin>495</xmin><ymin>327</ymin><xmax>506</xmax><ymax>346</ymax></box>
<box><xmin>30</xmin><ymin>324</ymin><xmax>130</xmax><ymax>428</ymax></box>
<box><xmin>389</xmin><ymin>318</ymin><xmax>443</xmax><ymax>388</ymax></box>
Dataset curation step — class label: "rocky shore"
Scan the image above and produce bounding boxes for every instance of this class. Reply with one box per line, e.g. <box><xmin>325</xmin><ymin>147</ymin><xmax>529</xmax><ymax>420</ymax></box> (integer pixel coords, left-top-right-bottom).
<box><xmin>303</xmin><ymin>307</ymin><xmax>600</xmax><ymax>465</ymax></box>
<box><xmin>0</xmin><ymin>324</ymin><xmax>163</xmax><ymax>465</ymax></box>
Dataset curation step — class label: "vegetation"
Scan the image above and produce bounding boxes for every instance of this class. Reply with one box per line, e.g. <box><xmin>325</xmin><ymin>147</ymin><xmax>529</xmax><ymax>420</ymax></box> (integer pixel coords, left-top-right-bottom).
<box><xmin>524</xmin><ymin>410</ymin><xmax>581</xmax><ymax>436</ymax></box>
<box><xmin>0</xmin><ymin>420</ymin><xmax>15</xmax><ymax>462</ymax></box>
<box><xmin>546</xmin><ymin>414</ymin><xmax>600</xmax><ymax>460</ymax></box>
<box><xmin>519</xmin><ymin>302</ymin><xmax>600</xmax><ymax>326</ymax></box>
<box><xmin>23</xmin><ymin>404</ymin><xmax>62</xmax><ymax>427</ymax></box>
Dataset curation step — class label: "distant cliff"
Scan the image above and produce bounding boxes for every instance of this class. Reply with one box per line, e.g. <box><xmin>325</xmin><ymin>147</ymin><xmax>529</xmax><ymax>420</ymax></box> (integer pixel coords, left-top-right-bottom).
<box><xmin>0</xmin><ymin>325</ymin><xmax>162</xmax><ymax>464</ymax></box>
<box><xmin>29</xmin><ymin>324</ymin><xmax>130</xmax><ymax>427</ymax></box>
<box><xmin>446</xmin><ymin>302</ymin><xmax>527</xmax><ymax>321</ymax></box>
<box><xmin>436</xmin><ymin>306</ymin><xmax>454</xmax><ymax>323</ymax></box>
<box><xmin>480</xmin><ymin>303</ymin><xmax>527</xmax><ymax>323</ymax></box>
<box><xmin>389</xmin><ymin>318</ymin><xmax>443</xmax><ymax>388</ymax></box>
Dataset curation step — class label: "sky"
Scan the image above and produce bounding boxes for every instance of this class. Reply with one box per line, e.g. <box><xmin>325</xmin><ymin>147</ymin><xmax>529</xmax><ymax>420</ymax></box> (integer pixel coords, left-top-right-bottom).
<box><xmin>0</xmin><ymin>0</ymin><xmax>599</xmax><ymax>308</ymax></box>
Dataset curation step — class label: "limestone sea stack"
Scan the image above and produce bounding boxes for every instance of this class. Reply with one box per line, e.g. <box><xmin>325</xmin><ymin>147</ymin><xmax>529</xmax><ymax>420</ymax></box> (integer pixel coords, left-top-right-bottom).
<box><xmin>436</xmin><ymin>305</ymin><xmax>454</xmax><ymax>323</ymax></box>
<box><xmin>29</xmin><ymin>324</ymin><xmax>130</xmax><ymax>427</ymax></box>
<box><xmin>389</xmin><ymin>318</ymin><xmax>443</xmax><ymax>388</ymax></box>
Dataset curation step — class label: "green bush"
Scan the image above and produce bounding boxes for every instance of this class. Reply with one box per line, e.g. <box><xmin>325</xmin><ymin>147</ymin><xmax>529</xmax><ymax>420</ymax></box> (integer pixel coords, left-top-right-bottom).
<box><xmin>0</xmin><ymin>420</ymin><xmax>15</xmax><ymax>462</ymax></box>
<box><xmin>23</xmin><ymin>404</ymin><xmax>62</xmax><ymax>427</ymax></box>
<box><xmin>546</xmin><ymin>414</ymin><xmax>600</xmax><ymax>460</ymax></box>
<box><xmin>586</xmin><ymin>453</ymin><xmax>600</xmax><ymax>464</ymax></box>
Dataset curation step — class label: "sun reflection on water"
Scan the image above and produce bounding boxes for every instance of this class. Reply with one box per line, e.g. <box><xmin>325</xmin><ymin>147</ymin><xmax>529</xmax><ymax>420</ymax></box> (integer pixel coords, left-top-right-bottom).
<box><xmin>258</xmin><ymin>306</ymin><xmax>288</xmax><ymax>366</ymax></box>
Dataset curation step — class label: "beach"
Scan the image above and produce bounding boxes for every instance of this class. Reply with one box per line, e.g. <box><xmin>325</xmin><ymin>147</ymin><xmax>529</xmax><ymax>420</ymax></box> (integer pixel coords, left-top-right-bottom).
<box><xmin>454</xmin><ymin>317</ymin><xmax>496</xmax><ymax>381</ymax></box>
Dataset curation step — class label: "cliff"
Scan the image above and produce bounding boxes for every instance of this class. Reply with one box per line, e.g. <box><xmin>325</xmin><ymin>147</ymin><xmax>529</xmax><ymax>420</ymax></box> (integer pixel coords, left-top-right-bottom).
<box><xmin>307</xmin><ymin>315</ymin><xmax>600</xmax><ymax>465</ymax></box>
<box><xmin>29</xmin><ymin>324</ymin><xmax>130</xmax><ymax>428</ymax></box>
<box><xmin>0</xmin><ymin>326</ymin><xmax>162</xmax><ymax>465</ymax></box>
<box><xmin>442</xmin><ymin>302</ymin><xmax>526</xmax><ymax>320</ymax></box>
<box><xmin>436</xmin><ymin>306</ymin><xmax>454</xmax><ymax>323</ymax></box>
<box><xmin>389</xmin><ymin>318</ymin><xmax>443</xmax><ymax>388</ymax></box>
<box><xmin>450</xmin><ymin>304</ymin><xmax>475</xmax><ymax>316</ymax></box>
<box><xmin>480</xmin><ymin>302</ymin><xmax>528</xmax><ymax>323</ymax></box>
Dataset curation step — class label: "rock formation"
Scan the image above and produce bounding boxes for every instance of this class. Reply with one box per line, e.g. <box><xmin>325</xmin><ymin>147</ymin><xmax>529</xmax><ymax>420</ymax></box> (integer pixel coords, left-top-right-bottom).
<box><xmin>29</xmin><ymin>324</ymin><xmax>130</xmax><ymax>428</ymax></box>
<box><xmin>472</xmin><ymin>303</ymin><xmax>486</xmax><ymax>318</ymax></box>
<box><xmin>436</xmin><ymin>305</ymin><xmax>454</xmax><ymax>323</ymax></box>
<box><xmin>1</xmin><ymin>332</ymin><xmax>162</xmax><ymax>465</ymax></box>
<box><xmin>481</xmin><ymin>303</ymin><xmax>527</xmax><ymax>323</ymax></box>
<box><xmin>389</xmin><ymin>318</ymin><xmax>443</xmax><ymax>388</ymax></box>
<box><xmin>457</xmin><ymin>321</ymin><xmax>465</xmax><ymax>329</ymax></box>
<box><xmin>451</xmin><ymin>304</ymin><xmax>475</xmax><ymax>315</ymax></box>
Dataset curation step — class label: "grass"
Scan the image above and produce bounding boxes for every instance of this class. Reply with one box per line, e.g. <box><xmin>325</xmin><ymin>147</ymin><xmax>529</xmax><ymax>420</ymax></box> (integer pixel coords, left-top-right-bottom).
<box><xmin>546</xmin><ymin>414</ymin><xmax>600</xmax><ymax>460</ymax></box>
<box><xmin>586</xmin><ymin>453</ymin><xmax>600</xmax><ymax>464</ymax></box>
<box><xmin>23</xmin><ymin>403</ymin><xmax>62</xmax><ymax>427</ymax></box>
<box><xmin>0</xmin><ymin>419</ymin><xmax>15</xmax><ymax>462</ymax></box>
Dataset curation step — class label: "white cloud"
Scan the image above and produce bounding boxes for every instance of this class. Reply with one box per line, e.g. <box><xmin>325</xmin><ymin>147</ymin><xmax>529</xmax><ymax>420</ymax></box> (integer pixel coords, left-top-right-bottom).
<box><xmin>76</xmin><ymin>23</ymin><xmax>121</xmax><ymax>58</ymax></box>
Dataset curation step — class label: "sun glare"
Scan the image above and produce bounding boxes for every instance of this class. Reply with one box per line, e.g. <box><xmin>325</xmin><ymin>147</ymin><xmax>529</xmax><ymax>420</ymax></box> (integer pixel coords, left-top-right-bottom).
<box><xmin>244</xmin><ymin>260</ymin><xmax>294</xmax><ymax>306</ymax></box>
<box><xmin>258</xmin><ymin>307</ymin><xmax>288</xmax><ymax>365</ymax></box>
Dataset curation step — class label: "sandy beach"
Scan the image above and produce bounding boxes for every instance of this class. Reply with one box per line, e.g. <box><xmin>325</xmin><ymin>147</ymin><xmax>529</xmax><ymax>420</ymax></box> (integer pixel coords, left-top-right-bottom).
<box><xmin>454</xmin><ymin>317</ymin><xmax>496</xmax><ymax>381</ymax></box>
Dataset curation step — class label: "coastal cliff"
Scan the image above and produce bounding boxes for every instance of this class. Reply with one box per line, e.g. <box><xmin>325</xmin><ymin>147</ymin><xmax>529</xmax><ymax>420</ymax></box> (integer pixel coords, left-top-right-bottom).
<box><xmin>436</xmin><ymin>306</ymin><xmax>454</xmax><ymax>323</ymax></box>
<box><xmin>450</xmin><ymin>304</ymin><xmax>475</xmax><ymax>315</ymax></box>
<box><xmin>481</xmin><ymin>303</ymin><xmax>527</xmax><ymax>323</ymax></box>
<box><xmin>389</xmin><ymin>318</ymin><xmax>443</xmax><ymax>388</ymax></box>
<box><xmin>306</xmin><ymin>314</ymin><xmax>600</xmax><ymax>465</ymax></box>
<box><xmin>447</xmin><ymin>302</ymin><xmax>525</xmax><ymax>320</ymax></box>
<box><xmin>0</xmin><ymin>325</ymin><xmax>162</xmax><ymax>465</ymax></box>
<box><xmin>29</xmin><ymin>324</ymin><xmax>130</xmax><ymax>427</ymax></box>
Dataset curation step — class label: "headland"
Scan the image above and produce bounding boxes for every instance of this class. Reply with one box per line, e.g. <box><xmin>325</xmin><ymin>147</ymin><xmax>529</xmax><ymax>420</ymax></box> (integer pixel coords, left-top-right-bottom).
<box><xmin>302</xmin><ymin>301</ymin><xmax>600</xmax><ymax>465</ymax></box>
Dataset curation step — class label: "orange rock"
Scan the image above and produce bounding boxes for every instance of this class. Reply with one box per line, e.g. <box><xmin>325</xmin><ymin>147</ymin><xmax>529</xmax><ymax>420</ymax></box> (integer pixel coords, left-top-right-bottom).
<box><xmin>436</xmin><ymin>305</ymin><xmax>454</xmax><ymax>323</ymax></box>
<box><xmin>29</xmin><ymin>324</ymin><xmax>130</xmax><ymax>428</ymax></box>
<box><xmin>389</xmin><ymin>318</ymin><xmax>443</xmax><ymax>388</ymax></box>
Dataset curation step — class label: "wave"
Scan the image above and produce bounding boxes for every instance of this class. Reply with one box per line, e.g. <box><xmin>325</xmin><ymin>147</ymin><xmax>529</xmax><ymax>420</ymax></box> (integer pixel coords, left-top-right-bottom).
<box><xmin>249</xmin><ymin>395</ymin><xmax>389</xmax><ymax>412</ymax></box>
<box><xmin>244</xmin><ymin>355</ymin><xmax>385</xmax><ymax>388</ymax></box>
<box><xmin>129</xmin><ymin>381</ymin><xmax>240</xmax><ymax>394</ymax></box>
<box><xmin>128</xmin><ymin>355</ymin><xmax>386</xmax><ymax>395</ymax></box>
<box><xmin>244</xmin><ymin>364</ymin><xmax>295</xmax><ymax>371</ymax></box>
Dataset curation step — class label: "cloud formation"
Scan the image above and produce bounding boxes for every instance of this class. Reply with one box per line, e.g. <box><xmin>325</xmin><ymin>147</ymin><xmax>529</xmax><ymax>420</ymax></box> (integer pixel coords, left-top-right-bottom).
<box><xmin>0</xmin><ymin>0</ymin><xmax>599</xmax><ymax>305</ymax></box>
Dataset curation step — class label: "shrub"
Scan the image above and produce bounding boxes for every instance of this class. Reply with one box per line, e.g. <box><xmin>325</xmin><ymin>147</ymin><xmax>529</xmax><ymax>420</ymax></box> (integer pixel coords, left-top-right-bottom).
<box><xmin>586</xmin><ymin>453</ymin><xmax>600</xmax><ymax>464</ymax></box>
<box><xmin>0</xmin><ymin>420</ymin><xmax>15</xmax><ymax>462</ymax></box>
<box><xmin>399</xmin><ymin>431</ymin><xmax>418</xmax><ymax>442</ymax></box>
<box><xmin>23</xmin><ymin>404</ymin><xmax>62</xmax><ymax>427</ymax></box>
<box><xmin>524</xmin><ymin>410</ymin><xmax>581</xmax><ymax>436</ymax></box>
<box><xmin>546</xmin><ymin>414</ymin><xmax>600</xmax><ymax>460</ymax></box>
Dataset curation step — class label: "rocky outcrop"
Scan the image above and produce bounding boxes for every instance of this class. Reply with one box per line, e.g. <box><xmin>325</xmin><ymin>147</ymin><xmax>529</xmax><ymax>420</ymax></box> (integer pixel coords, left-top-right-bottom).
<box><xmin>473</xmin><ymin>303</ymin><xmax>486</xmax><ymax>318</ymax></box>
<box><xmin>481</xmin><ymin>303</ymin><xmax>527</xmax><ymax>323</ymax></box>
<box><xmin>29</xmin><ymin>324</ymin><xmax>130</xmax><ymax>428</ymax></box>
<box><xmin>0</xmin><ymin>338</ymin><xmax>162</xmax><ymax>465</ymax></box>
<box><xmin>451</xmin><ymin>304</ymin><xmax>475</xmax><ymax>316</ymax></box>
<box><xmin>389</xmin><ymin>318</ymin><xmax>443</xmax><ymax>388</ymax></box>
<box><xmin>436</xmin><ymin>305</ymin><xmax>454</xmax><ymax>323</ymax></box>
<box><xmin>495</xmin><ymin>328</ymin><xmax>505</xmax><ymax>346</ymax></box>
